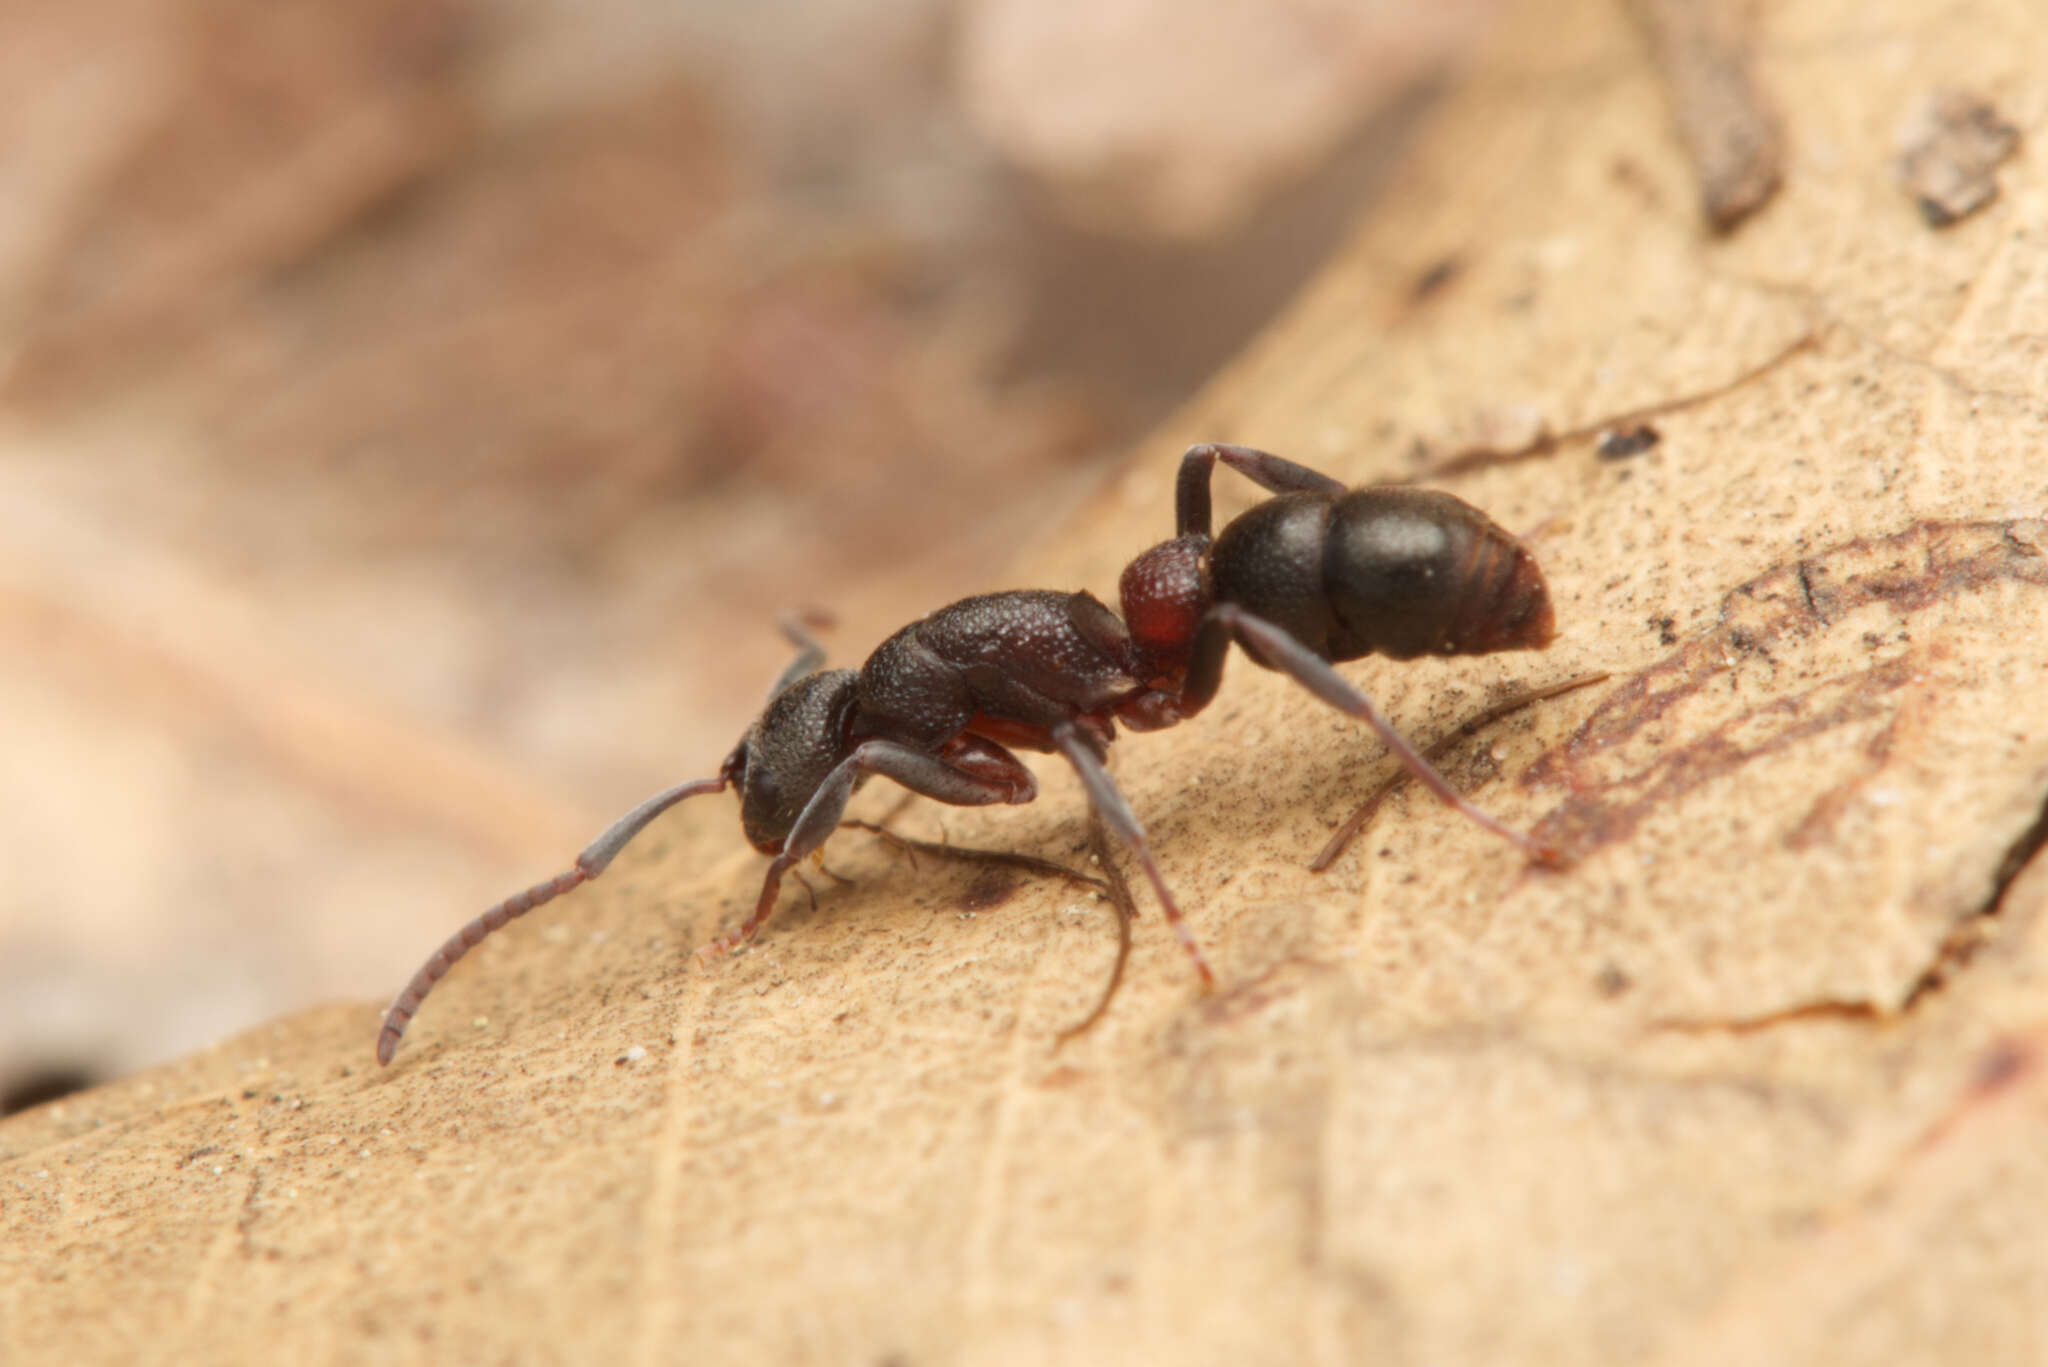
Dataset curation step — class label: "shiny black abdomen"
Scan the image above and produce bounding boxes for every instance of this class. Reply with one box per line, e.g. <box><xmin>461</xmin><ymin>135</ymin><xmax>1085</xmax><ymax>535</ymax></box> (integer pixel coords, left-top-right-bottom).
<box><xmin>1209</xmin><ymin>487</ymin><xmax>1553</xmax><ymax>664</ymax></box>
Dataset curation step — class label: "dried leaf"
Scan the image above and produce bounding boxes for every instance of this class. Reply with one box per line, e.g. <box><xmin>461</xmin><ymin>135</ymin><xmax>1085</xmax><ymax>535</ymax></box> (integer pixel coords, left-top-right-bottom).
<box><xmin>6</xmin><ymin>1</ymin><xmax>2048</xmax><ymax>1363</ymax></box>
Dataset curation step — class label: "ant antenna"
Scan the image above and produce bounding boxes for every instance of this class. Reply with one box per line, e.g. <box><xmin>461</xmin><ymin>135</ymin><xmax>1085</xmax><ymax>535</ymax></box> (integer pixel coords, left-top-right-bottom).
<box><xmin>766</xmin><ymin>608</ymin><xmax>835</xmax><ymax>698</ymax></box>
<box><xmin>376</xmin><ymin>775</ymin><xmax>728</xmax><ymax>1065</ymax></box>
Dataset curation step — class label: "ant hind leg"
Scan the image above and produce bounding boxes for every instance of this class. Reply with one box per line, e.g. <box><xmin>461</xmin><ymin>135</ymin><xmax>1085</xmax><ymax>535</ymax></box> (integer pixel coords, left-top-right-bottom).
<box><xmin>1210</xmin><ymin>444</ymin><xmax>1345</xmax><ymax>496</ymax></box>
<box><xmin>1176</xmin><ymin>443</ymin><xmax>1347</xmax><ymax>538</ymax></box>
<box><xmin>1208</xmin><ymin>604</ymin><xmax>1564</xmax><ymax>866</ymax></box>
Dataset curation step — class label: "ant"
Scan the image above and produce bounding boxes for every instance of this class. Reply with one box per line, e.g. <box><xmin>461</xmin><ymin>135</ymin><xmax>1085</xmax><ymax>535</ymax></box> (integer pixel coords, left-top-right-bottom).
<box><xmin>376</xmin><ymin>444</ymin><xmax>1559</xmax><ymax>1064</ymax></box>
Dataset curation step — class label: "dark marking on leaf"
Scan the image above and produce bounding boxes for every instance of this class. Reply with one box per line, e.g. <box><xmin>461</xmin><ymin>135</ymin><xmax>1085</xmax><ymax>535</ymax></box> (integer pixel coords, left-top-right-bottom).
<box><xmin>1595</xmin><ymin>422</ymin><xmax>1661</xmax><ymax>460</ymax></box>
<box><xmin>1896</xmin><ymin>89</ymin><xmax>2020</xmax><ymax>227</ymax></box>
<box><xmin>960</xmin><ymin>867</ymin><xmax>1018</xmax><ymax>911</ymax></box>
<box><xmin>1406</xmin><ymin>255</ymin><xmax>1464</xmax><ymax>307</ymax></box>
<box><xmin>1595</xmin><ymin>963</ymin><xmax>1633</xmax><ymax>997</ymax></box>
<box><xmin>1899</xmin><ymin>778</ymin><xmax>2048</xmax><ymax>1010</ymax></box>
<box><xmin>1523</xmin><ymin>518</ymin><xmax>2048</xmax><ymax>860</ymax></box>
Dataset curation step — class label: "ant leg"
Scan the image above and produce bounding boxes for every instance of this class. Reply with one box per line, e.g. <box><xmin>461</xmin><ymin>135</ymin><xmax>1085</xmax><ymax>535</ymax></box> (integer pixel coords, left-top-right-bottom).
<box><xmin>1177</xmin><ymin>443</ymin><xmax>1347</xmax><ymax>537</ymax></box>
<box><xmin>1208</xmin><ymin>603</ymin><xmax>1564</xmax><ymax>866</ymax></box>
<box><xmin>1050</xmin><ymin>723</ymin><xmax>1216</xmax><ymax>986</ymax></box>
<box><xmin>699</xmin><ymin>738</ymin><xmax>1038</xmax><ymax>960</ymax></box>
<box><xmin>377</xmin><ymin>775</ymin><xmax>729</xmax><ymax>1065</ymax></box>
<box><xmin>1175</xmin><ymin>610</ymin><xmax>1235</xmax><ymax>720</ymax></box>
<box><xmin>1210</xmin><ymin>444</ymin><xmax>1346</xmax><ymax>497</ymax></box>
<box><xmin>766</xmin><ymin>609</ymin><xmax>834</xmax><ymax>699</ymax></box>
<box><xmin>1175</xmin><ymin>446</ymin><xmax>1219</xmax><ymax>537</ymax></box>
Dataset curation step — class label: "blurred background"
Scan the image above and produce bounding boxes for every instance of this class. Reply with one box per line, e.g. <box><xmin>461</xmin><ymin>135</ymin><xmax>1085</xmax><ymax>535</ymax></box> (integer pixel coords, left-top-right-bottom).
<box><xmin>0</xmin><ymin>0</ymin><xmax>1496</xmax><ymax>1112</ymax></box>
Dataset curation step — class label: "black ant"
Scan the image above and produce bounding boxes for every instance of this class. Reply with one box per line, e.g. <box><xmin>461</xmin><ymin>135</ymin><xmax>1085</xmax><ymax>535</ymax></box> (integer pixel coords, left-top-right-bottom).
<box><xmin>376</xmin><ymin>444</ymin><xmax>1559</xmax><ymax>1064</ymax></box>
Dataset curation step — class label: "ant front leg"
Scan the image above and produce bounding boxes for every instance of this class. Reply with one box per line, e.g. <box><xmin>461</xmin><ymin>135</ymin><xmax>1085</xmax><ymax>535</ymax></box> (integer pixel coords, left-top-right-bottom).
<box><xmin>698</xmin><ymin>736</ymin><xmax>1038</xmax><ymax>961</ymax></box>
<box><xmin>1185</xmin><ymin>603</ymin><xmax>1565</xmax><ymax>867</ymax></box>
<box><xmin>1050</xmin><ymin>723</ymin><xmax>1215</xmax><ymax>986</ymax></box>
<box><xmin>1176</xmin><ymin>443</ymin><xmax>1345</xmax><ymax>535</ymax></box>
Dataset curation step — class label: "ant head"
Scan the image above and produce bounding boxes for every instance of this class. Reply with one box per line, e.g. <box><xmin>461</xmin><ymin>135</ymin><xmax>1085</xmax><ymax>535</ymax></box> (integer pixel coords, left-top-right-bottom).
<box><xmin>728</xmin><ymin>668</ymin><xmax>860</xmax><ymax>853</ymax></box>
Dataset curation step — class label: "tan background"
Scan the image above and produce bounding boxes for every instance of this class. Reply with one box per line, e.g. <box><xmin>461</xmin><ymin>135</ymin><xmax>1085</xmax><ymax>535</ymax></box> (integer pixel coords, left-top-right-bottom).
<box><xmin>7</xmin><ymin>0</ymin><xmax>2048</xmax><ymax>1362</ymax></box>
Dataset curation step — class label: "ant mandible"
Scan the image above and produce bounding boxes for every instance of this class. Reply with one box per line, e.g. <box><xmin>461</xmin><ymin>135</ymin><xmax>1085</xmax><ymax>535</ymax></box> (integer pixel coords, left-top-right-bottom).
<box><xmin>375</xmin><ymin>444</ymin><xmax>1558</xmax><ymax>1064</ymax></box>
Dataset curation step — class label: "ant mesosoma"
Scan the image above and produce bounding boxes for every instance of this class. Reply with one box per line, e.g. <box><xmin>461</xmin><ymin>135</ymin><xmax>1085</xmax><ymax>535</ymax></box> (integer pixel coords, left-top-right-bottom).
<box><xmin>376</xmin><ymin>444</ymin><xmax>1559</xmax><ymax>1064</ymax></box>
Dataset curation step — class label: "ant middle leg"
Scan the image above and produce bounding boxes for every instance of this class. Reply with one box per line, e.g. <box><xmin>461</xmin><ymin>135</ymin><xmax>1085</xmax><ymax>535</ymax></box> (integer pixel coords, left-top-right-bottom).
<box><xmin>1050</xmin><ymin>722</ymin><xmax>1216</xmax><ymax>986</ymax></box>
<box><xmin>699</xmin><ymin>736</ymin><xmax>1039</xmax><ymax>960</ymax></box>
<box><xmin>1185</xmin><ymin>604</ymin><xmax>1565</xmax><ymax>867</ymax></box>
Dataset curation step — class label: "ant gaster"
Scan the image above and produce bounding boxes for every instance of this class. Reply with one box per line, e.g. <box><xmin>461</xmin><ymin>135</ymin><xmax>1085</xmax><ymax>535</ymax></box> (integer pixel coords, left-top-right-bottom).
<box><xmin>376</xmin><ymin>444</ymin><xmax>1558</xmax><ymax>1064</ymax></box>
